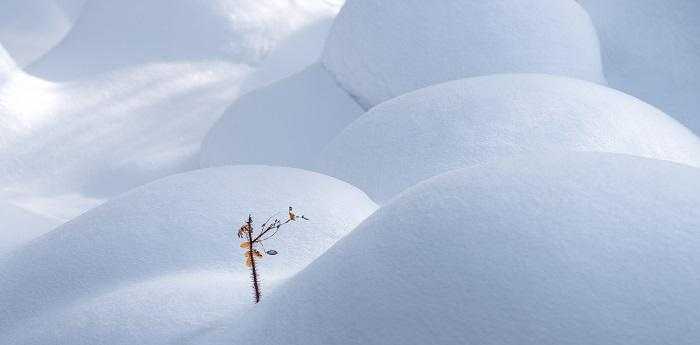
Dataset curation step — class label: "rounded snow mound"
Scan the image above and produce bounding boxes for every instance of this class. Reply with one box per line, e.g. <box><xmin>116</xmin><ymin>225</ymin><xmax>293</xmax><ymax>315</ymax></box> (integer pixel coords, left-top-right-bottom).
<box><xmin>580</xmin><ymin>0</ymin><xmax>700</xmax><ymax>135</ymax></box>
<box><xmin>29</xmin><ymin>0</ymin><xmax>341</xmax><ymax>80</ymax></box>
<box><xmin>200</xmin><ymin>63</ymin><xmax>363</xmax><ymax>171</ymax></box>
<box><xmin>0</xmin><ymin>165</ymin><xmax>377</xmax><ymax>330</ymax></box>
<box><xmin>318</xmin><ymin>74</ymin><xmax>700</xmax><ymax>203</ymax></box>
<box><xmin>323</xmin><ymin>0</ymin><xmax>605</xmax><ymax>108</ymax></box>
<box><xmin>202</xmin><ymin>152</ymin><xmax>700</xmax><ymax>345</ymax></box>
<box><xmin>0</xmin><ymin>0</ymin><xmax>84</xmax><ymax>66</ymax></box>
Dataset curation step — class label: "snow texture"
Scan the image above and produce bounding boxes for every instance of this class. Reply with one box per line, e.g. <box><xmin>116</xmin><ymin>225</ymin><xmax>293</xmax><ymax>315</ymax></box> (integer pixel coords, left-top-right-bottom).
<box><xmin>0</xmin><ymin>202</ymin><xmax>60</xmax><ymax>257</ymax></box>
<box><xmin>318</xmin><ymin>74</ymin><xmax>700</xmax><ymax>203</ymax></box>
<box><xmin>0</xmin><ymin>165</ymin><xmax>377</xmax><ymax>334</ymax></box>
<box><xmin>0</xmin><ymin>44</ymin><xmax>14</xmax><ymax>77</ymax></box>
<box><xmin>29</xmin><ymin>0</ymin><xmax>341</xmax><ymax>80</ymax></box>
<box><xmin>2</xmin><ymin>271</ymin><xmax>274</xmax><ymax>345</ymax></box>
<box><xmin>200</xmin><ymin>63</ymin><xmax>363</xmax><ymax>170</ymax></box>
<box><xmin>197</xmin><ymin>152</ymin><xmax>700</xmax><ymax>345</ymax></box>
<box><xmin>0</xmin><ymin>0</ymin><xmax>84</xmax><ymax>66</ymax></box>
<box><xmin>580</xmin><ymin>0</ymin><xmax>700</xmax><ymax>134</ymax></box>
<box><xmin>0</xmin><ymin>62</ymin><xmax>253</xmax><ymax>220</ymax></box>
<box><xmin>323</xmin><ymin>0</ymin><xmax>605</xmax><ymax>108</ymax></box>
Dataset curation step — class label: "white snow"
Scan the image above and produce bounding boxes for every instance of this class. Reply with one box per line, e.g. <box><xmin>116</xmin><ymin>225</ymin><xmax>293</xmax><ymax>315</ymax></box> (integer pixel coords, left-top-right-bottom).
<box><xmin>196</xmin><ymin>152</ymin><xmax>700</xmax><ymax>345</ymax></box>
<box><xmin>2</xmin><ymin>1</ymin><xmax>700</xmax><ymax>344</ymax></box>
<box><xmin>322</xmin><ymin>0</ymin><xmax>605</xmax><ymax>108</ymax></box>
<box><xmin>28</xmin><ymin>0</ymin><xmax>342</xmax><ymax>80</ymax></box>
<box><xmin>0</xmin><ymin>202</ymin><xmax>60</xmax><ymax>257</ymax></box>
<box><xmin>0</xmin><ymin>165</ymin><xmax>377</xmax><ymax>334</ymax></box>
<box><xmin>0</xmin><ymin>62</ymin><xmax>253</xmax><ymax>220</ymax></box>
<box><xmin>0</xmin><ymin>0</ymin><xmax>84</xmax><ymax>66</ymax></box>
<box><xmin>2</xmin><ymin>271</ymin><xmax>268</xmax><ymax>345</ymax></box>
<box><xmin>580</xmin><ymin>0</ymin><xmax>700</xmax><ymax>134</ymax></box>
<box><xmin>0</xmin><ymin>44</ymin><xmax>15</xmax><ymax>77</ymax></box>
<box><xmin>318</xmin><ymin>74</ymin><xmax>700</xmax><ymax>203</ymax></box>
<box><xmin>200</xmin><ymin>63</ymin><xmax>363</xmax><ymax>170</ymax></box>
<box><xmin>0</xmin><ymin>0</ymin><xmax>342</xmax><ymax>223</ymax></box>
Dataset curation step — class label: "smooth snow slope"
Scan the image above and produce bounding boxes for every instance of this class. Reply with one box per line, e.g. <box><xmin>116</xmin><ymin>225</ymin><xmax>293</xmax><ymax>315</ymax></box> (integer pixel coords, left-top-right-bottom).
<box><xmin>2</xmin><ymin>271</ymin><xmax>270</xmax><ymax>345</ymax></box>
<box><xmin>0</xmin><ymin>0</ymin><xmax>84</xmax><ymax>66</ymax></box>
<box><xmin>0</xmin><ymin>44</ymin><xmax>14</xmax><ymax>77</ymax></box>
<box><xmin>0</xmin><ymin>166</ymin><xmax>377</xmax><ymax>331</ymax></box>
<box><xmin>0</xmin><ymin>62</ymin><xmax>252</xmax><ymax>220</ymax></box>
<box><xmin>323</xmin><ymin>0</ymin><xmax>605</xmax><ymax>108</ymax></box>
<box><xmin>319</xmin><ymin>74</ymin><xmax>700</xmax><ymax>203</ymax></box>
<box><xmin>0</xmin><ymin>203</ymin><xmax>60</xmax><ymax>257</ymax></box>
<box><xmin>199</xmin><ymin>152</ymin><xmax>700</xmax><ymax>345</ymax></box>
<box><xmin>200</xmin><ymin>63</ymin><xmax>363</xmax><ymax>170</ymax></box>
<box><xmin>29</xmin><ymin>0</ymin><xmax>341</xmax><ymax>80</ymax></box>
<box><xmin>580</xmin><ymin>0</ymin><xmax>700</xmax><ymax>134</ymax></box>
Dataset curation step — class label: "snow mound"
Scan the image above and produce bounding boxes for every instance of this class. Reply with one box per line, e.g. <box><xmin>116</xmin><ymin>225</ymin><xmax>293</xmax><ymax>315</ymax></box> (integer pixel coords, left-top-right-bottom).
<box><xmin>322</xmin><ymin>0</ymin><xmax>605</xmax><ymax>108</ymax></box>
<box><xmin>29</xmin><ymin>0</ymin><xmax>341</xmax><ymax>80</ymax></box>
<box><xmin>318</xmin><ymin>74</ymin><xmax>700</xmax><ymax>203</ymax></box>
<box><xmin>0</xmin><ymin>165</ymin><xmax>377</xmax><ymax>330</ymax></box>
<box><xmin>0</xmin><ymin>202</ymin><xmax>60</xmax><ymax>256</ymax></box>
<box><xmin>0</xmin><ymin>61</ymin><xmax>252</xmax><ymax>220</ymax></box>
<box><xmin>0</xmin><ymin>0</ymin><xmax>84</xmax><ymax>66</ymax></box>
<box><xmin>200</xmin><ymin>63</ymin><xmax>363</xmax><ymax>170</ymax></box>
<box><xmin>580</xmin><ymin>0</ymin><xmax>700</xmax><ymax>134</ymax></box>
<box><xmin>200</xmin><ymin>152</ymin><xmax>700</xmax><ymax>345</ymax></box>
<box><xmin>3</xmin><ymin>271</ymin><xmax>267</xmax><ymax>345</ymax></box>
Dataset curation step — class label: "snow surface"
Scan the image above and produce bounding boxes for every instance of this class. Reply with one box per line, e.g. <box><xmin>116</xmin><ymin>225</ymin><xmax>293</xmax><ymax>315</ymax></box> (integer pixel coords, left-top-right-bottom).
<box><xmin>200</xmin><ymin>63</ymin><xmax>363</xmax><ymax>170</ymax></box>
<box><xmin>0</xmin><ymin>62</ymin><xmax>252</xmax><ymax>220</ymax></box>
<box><xmin>0</xmin><ymin>165</ymin><xmax>377</xmax><ymax>334</ymax></box>
<box><xmin>0</xmin><ymin>202</ymin><xmax>60</xmax><ymax>257</ymax></box>
<box><xmin>2</xmin><ymin>271</ymin><xmax>271</xmax><ymax>345</ymax></box>
<box><xmin>0</xmin><ymin>44</ymin><xmax>14</xmax><ymax>77</ymax></box>
<box><xmin>323</xmin><ymin>0</ymin><xmax>605</xmax><ymax>108</ymax></box>
<box><xmin>196</xmin><ymin>152</ymin><xmax>700</xmax><ymax>345</ymax></box>
<box><xmin>29</xmin><ymin>0</ymin><xmax>342</xmax><ymax>80</ymax></box>
<box><xmin>580</xmin><ymin>0</ymin><xmax>700</xmax><ymax>134</ymax></box>
<box><xmin>318</xmin><ymin>74</ymin><xmax>700</xmax><ymax>203</ymax></box>
<box><xmin>0</xmin><ymin>0</ymin><xmax>84</xmax><ymax>66</ymax></box>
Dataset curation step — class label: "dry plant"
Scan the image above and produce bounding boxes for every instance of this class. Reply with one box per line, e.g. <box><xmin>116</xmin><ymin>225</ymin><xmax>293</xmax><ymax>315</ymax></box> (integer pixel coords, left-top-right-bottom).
<box><xmin>238</xmin><ymin>206</ymin><xmax>309</xmax><ymax>303</ymax></box>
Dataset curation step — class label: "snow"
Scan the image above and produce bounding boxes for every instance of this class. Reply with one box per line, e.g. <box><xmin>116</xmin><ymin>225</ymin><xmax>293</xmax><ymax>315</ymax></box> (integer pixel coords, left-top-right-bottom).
<box><xmin>0</xmin><ymin>0</ymin><xmax>342</xmax><ymax>222</ymax></box>
<box><xmin>322</xmin><ymin>0</ymin><xmax>605</xmax><ymax>108</ymax></box>
<box><xmin>0</xmin><ymin>62</ymin><xmax>253</xmax><ymax>220</ymax></box>
<box><xmin>2</xmin><ymin>271</ymin><xmax>266</xmax><ymax>345</ymax></box>
<box><xmin>0</xmin><ymin>202</ymin><xmax>60</xmax><ymax>257</ymax></box>
<box><xmin>0</xmin><ymin>0</ymin><xmax>84</xmax><ymax>66</ymax></box>
<box><xmin>0</xmin><ymin>165</ymin><xmax>377</xmax><ymax>334</ymax></box>
<box><xmin>28</xmin><ymin>0</ymin><xmax>342</xmax><ymax>80</ymax></box>
<box><xmin>0</xmin><ymin>44</ymin><xmax>14</xmax><ymax>77</ymax></box>
<box><xmin>318</xmin><ymin>74</ymin><xmax>700</xmax><ymax>203</ymax></box>
<box><xmin>196</xmin><ymin>152</ymin><xmax>700</xmax><ymax>345</ymax></box>
<box><xmin>200</xmin><ymin>63</ymin><xmax>363</xmax><ymax>171</ymax></box>
<box><xmin>580</xmin><ymin>0</ymin><xmax>700</xmax><ymax>134</ymax></box>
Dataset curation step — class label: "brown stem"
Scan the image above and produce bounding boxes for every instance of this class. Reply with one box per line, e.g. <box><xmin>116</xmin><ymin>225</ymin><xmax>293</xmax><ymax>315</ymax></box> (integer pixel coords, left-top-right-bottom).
<box><xmin>247</xmin><ymin>216</ymin><xmax>261</xmax><ymax>303</ymax></box>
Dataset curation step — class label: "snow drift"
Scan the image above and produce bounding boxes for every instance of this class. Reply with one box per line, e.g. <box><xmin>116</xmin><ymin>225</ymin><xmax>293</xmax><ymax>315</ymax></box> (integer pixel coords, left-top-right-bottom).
<box><xmin>0</xmin><ymin>62</ymin><xmax>252</xmax><ymax>220</ymax></box>
<box><xmin>0</xmin><ymin>165</ymin><xmax>377</xmax><ymax>332</ymax></box>
<box><xmin>0</xmin><ymin>202</ymin><xmax>60</xmax><ymax>257</ymax></box>
<box><xmin>580</xmin><ymin>0</ymin><xmax>700</xmax><ymax>134</ymax></box>
<box><xmin>318</xmin><ymin>74</ymin><xmax>700</xmax><ymax>203</ymax></box>
<box><xmin>29</xmin><ymin>0</ymin><xmax>342</xmax><ymax>80</ymax></box>
<box><xmin>322</xmin><ymin>0</ymin><xmax>605</xmax><ymax>108</ymax></box>
<box><xmin>0</xmin><ymin>0</ymin><xmax>84</xmax><ymax>66</ymax></box>
<box><xmin>200</xmin><ymin>63</ymin><xmax>363</xmax><ymax>171</ymax></box>
<box><xmin>199</xmin><ymin>152</ymin><xmax>700</xmax><ymax>345</ymax></box>
<box><xmin>2</xmin><ymin>271</ymin><xmax>270</xmax><ymax>345</ymax></box>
